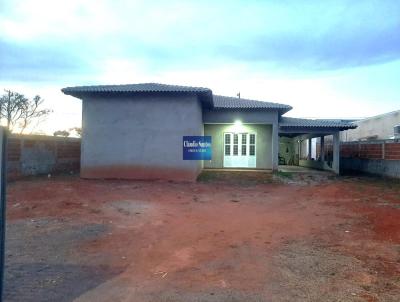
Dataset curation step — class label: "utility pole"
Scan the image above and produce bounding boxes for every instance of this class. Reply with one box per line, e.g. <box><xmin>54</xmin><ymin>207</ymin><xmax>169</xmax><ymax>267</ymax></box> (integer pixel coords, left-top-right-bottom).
<box><xmin>0</xmin><ymin>127</ymin><xmax>7</xmax><ymax>302</ymax></box>
<box><xmin>237</xmin><ymin>92</ymin><xmax>241</xmax><ymax>99</ymax></box>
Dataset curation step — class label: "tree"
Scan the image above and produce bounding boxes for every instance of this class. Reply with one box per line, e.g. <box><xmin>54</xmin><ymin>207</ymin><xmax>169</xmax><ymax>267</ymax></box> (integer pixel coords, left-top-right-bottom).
<box><xmin>53</xmin><ymin>130</ymin><xmax>70</xmax><ymax>137</ymax></box>
<box><xmin>0</xmin><ymin>90</ymin><xmax>52</xmax><ymax>133</ymax></box>
<box><xmin>69</xmin><ymin>127</ymin><xmax>82</xmax><ymax>137</ymax></box>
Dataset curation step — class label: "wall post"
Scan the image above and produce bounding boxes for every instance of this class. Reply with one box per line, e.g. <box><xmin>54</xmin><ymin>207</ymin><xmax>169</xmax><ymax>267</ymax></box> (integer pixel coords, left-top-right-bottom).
<box><xmin>382</xmin><ymin>141</ymin><xmax>385</xmax><ymax>160</ymax></box>
<box><xmin>0</xmin><ymin>127</ymin><xmax>7</xmax><ymax>301</ymax></box>
<box><xmin>333</xmin><ymin>131</ymin><xmax>340</xmax><ymax>174</ymax></box>
<box><xmin>320</xmin><ymin>136</ymin><xmax>325</xmax><ymax>162</ymax></box>
<box><xmin>272</xmin><ymin>123</ymin><xmax>279</xmax><ymax>171</ymax></box>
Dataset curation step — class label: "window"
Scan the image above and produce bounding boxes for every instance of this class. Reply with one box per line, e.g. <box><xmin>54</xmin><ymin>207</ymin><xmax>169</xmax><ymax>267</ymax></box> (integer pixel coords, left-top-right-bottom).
<box><xmin>249</xmin><ymin>134</ymin><xmax>256</xmax><ymax>156</ymax></box>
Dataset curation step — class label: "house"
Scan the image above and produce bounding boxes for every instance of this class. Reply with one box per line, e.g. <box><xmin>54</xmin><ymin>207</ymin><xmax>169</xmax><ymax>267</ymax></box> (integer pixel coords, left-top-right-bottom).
<box><xmin>341</xmin><ymin>110</ymin><xmax>400</xmax><ymax>142</ymax></box>
<box><xmin>62</xmin><ymin>83</ymin><xmax>356</xmax><ymax>181</ymax></box>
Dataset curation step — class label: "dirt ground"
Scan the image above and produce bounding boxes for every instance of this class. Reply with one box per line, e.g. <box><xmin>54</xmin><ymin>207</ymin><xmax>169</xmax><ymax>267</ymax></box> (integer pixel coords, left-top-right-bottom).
<box><xmin>4</xmin><ymin>172</ymin><xmax>400</xmax><ymax>301</ymax></box>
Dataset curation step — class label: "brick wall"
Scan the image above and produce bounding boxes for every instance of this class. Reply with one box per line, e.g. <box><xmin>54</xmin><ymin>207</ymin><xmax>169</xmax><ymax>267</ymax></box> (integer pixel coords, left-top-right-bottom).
<box><xmin>340</xmin><ymin>140</ymin><xmax>400</xmax><ymax>178</ymax></box>
<box><xmin>340</xmin><ymin>141</ymin><xmax>400</xmax><ymax>160</ymax></box>
<box><xmin>385</xmin><ymin>143</ymin><xmax>400</xmax><ymax>160</ymax></box>
<box><xmin>7</xmin><ymin>134</ymin><xmax>81</xmax><ymax>180</ymax></box>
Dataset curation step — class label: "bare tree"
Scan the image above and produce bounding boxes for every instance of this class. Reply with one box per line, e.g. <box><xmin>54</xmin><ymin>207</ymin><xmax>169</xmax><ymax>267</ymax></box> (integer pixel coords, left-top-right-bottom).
<box><xmin>0</xmin><ymin>90</ymin><xmax>52</xmax><ymax>133</ymax></box>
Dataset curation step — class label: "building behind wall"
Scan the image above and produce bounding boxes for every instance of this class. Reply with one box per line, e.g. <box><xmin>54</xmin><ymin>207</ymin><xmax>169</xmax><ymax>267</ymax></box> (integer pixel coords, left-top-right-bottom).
<box><xmin>341</xmin><ymin>110</ymin><xmax>400</xmax><ymax>142</ymax></box>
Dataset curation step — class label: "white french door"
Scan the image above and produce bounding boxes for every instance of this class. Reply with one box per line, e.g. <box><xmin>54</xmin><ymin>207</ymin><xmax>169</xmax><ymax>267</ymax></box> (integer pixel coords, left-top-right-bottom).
<box><xmin>223</xmin><ymin>133</ymin><xmax>256</xmax><ymax>168</ymax></box>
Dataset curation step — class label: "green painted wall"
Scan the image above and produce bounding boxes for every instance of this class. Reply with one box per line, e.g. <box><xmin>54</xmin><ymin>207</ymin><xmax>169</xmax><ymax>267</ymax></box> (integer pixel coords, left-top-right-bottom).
<box><xmin>203</xmin><ymin>124</ymin><xmax>272</xmax><ymax>169</ymax></box>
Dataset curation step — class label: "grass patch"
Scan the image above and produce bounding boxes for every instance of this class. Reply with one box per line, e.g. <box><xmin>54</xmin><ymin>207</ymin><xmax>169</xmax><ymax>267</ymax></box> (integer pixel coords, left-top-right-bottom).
<box><xmin>275</xmin><ymin>171</ymin><xmax>294</xmax><ymax>179</ymax></box>
<box><xmin>197</xmin><ymin>171</ymin><xmax>273</xmax><ymax>185</ymax></box>
<box><xmin>197</xmin><ymin>171</ymin><xmax>219</xmax><ymax>182</ymax></box>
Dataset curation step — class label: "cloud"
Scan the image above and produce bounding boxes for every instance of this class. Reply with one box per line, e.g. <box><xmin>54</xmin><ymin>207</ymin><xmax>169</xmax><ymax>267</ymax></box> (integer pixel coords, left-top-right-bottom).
<box><xmin>221</xmin><ymin>23</ymin><xmax>400</xmax><ymax>70</ymax></box>
<box><xmin>0</xmin><ymin>40</ymin><xmax>96</xmax><ymax>82</ymax></box>
<box><xmin>1</xmin><ymin>0</ymin><xmax>400</xmax><ymax>83</ymax></box>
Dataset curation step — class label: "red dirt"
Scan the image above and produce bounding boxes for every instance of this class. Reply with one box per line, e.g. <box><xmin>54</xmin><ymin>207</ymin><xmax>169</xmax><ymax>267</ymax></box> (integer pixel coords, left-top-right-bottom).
<box><xmin>6</xmin><ymin>174</ymin><xmax>400</xmax><ymax>301</ymax></box>
<box><xmin>81</xmin><ymin>164</ymin><xmax>200</xmax><ymax>181</ymax></box>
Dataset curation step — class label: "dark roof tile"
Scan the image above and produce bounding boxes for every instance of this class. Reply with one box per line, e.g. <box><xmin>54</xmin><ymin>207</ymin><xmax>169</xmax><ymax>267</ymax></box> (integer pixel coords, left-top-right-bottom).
<box><xmin>62</xmin><ymin>83</ymin><xmax>292</xmax><ymax>113</ymax></box>
<box><xmin>280</xmin><ymin>117</ymin><xmax>357</xmax><ymax>129</ymax></box>
<box><xmin>62</xmin><ymin>83</ymin><xmax>211</xmax><ymax>95</ymax></box>
<box><xmin>212</xmin><ymin>95</ymin><xmax>292</xmax><ymax>113</ymax></box>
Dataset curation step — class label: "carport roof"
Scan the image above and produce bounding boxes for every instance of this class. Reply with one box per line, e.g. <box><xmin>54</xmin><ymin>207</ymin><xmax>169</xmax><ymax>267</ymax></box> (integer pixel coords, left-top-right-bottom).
<box><xmin>280</xmin><ymin>117</ymin><xmax>357</xmax><ymax>129</ymax></box>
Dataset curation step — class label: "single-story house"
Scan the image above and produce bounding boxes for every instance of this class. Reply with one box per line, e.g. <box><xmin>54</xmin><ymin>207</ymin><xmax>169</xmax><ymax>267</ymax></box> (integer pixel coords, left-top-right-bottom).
<box><xmin>62</xmin><ymin>83</ymin><xmax>356</xmax><ymax>181</ymax></box>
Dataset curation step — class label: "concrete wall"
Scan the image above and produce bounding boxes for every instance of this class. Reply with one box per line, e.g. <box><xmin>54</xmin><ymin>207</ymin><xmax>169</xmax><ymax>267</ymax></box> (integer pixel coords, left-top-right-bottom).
<box><xmin>341</xmin><ymin>110</ymin><xmax>400</xmax><ymax>141</ymax></box>
<box><xmin>203</xmin><ymin>124</ymin><xmax>273</xmax><ymax>169</ymax></box>
<box><xmin>341</xmin><ymin>158</ymin><xmax>400</xmax><ymax>179</ymax></box>
<box><xmin>7</xmin><ymin>135</ymin><xmax>80</xmax><ymax>180</ymax></box>
<box><xmin>203</xmin><ymin>109</ymin><xmax>279</xmax><ymax>124</ymax></box>
<box><xmin>81</xmin><ymin>94</ymin><xmax>203</xmax><ymax>181</ymax></box>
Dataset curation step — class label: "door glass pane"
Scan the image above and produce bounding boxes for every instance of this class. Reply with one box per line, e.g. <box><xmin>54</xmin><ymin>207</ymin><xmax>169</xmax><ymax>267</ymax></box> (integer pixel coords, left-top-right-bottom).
<box><xmin>225</xmin><ymin>133</ymin><xmax>231</xmax><ymax>144</ymax></box>
<box><xmin>250</xmin><ymin>134</ymin><xmax>255</xmax><ymax>144</ymax></box>
<box><xmin>233</xmin><ymin>134</ymin><xmax>238</xmax><ymax>155</ymax></box>
<box><xmin>249</xmin><ymin>145</ymin><xmax>255</xmax><ymax>156</ymax></box>
<box><xmin>225</xmin><ymin>145</ymin><xmax>230</xmax><ymax>155</ymax></box>
<box><xmin>241</xmin><ymin>133</ymin><xmax>247</xmax><ymax>155</ymax></box>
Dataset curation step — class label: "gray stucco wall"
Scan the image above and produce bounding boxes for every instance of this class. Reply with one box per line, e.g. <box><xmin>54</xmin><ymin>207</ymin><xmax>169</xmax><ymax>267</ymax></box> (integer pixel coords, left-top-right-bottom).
<box><xmin>203</xmin><ymin>124</ymin><xmax>273</xmax><ymax>169</ymax></box>
<box><xmin>81</xmin><ymin>94</ymin><xmax>203</xmax><ymax>181</ymax></box>
<box><xmin>203</xmin><ymin>109</ymin><xmax>278</xmax><ymax>124</ymax></box>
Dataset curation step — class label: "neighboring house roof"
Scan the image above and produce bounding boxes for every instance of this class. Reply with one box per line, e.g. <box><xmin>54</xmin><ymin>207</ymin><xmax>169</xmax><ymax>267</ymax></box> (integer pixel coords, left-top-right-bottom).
<box><xmin>212</xmin><ymin>95</ymin><xmax>292</xmax><ymax>114</ymax></box>
<box><xmin>355</xmin><ymin>109</ymin><xmax>400</xmax><ymax>123</ymax></box>
<box><xmin>280</xmin><ymin>117</ymin><xmax>357</xmax><ymax>129</ymax></box>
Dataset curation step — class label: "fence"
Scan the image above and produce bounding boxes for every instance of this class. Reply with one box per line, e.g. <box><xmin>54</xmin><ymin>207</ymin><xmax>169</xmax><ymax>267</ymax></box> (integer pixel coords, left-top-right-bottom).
<box><xmin>7</xmin><ymin>134</ymin><xmax>81</xmax><ymax>180</ymax></box>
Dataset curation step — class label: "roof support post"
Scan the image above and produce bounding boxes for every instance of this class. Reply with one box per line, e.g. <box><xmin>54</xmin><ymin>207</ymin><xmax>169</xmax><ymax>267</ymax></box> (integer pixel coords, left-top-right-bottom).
<box><xmin>308</xmin><ymin>138</ymin><xmax>312</xmax><ymax>160</ymax></box>
<box><xmin>320</xmin><ymin>136</ymin><xmax>325</xmax><ymax>162</ymax></box>
<box><xmin>0</xmin><ymin>127</ymin><xmax>7</xmax><ymax>301</ymax></box>
<box><xmin>332</xmin><ymin>131</ymin><xmax>340</xmax><ymax>174</ymax></box>
<box><xmin>272</xmin><ymin>123</ymin><xmax>279</xmax><ymax>171</ymax></box>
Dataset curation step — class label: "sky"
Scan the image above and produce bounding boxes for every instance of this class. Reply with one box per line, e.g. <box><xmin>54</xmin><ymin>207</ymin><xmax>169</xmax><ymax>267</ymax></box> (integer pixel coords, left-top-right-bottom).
<box><xmin>1</xmin><ymin>0</ymin><xmax>400</xmax><ymax>134</ymax></box>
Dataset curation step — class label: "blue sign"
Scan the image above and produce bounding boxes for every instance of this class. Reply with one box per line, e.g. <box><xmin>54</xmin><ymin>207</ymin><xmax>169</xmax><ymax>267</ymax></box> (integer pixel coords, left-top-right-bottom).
<box><xmin>183</xmin><ymin>136</ymin><xmax>212</xmax><ymax>160</ymax></box>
